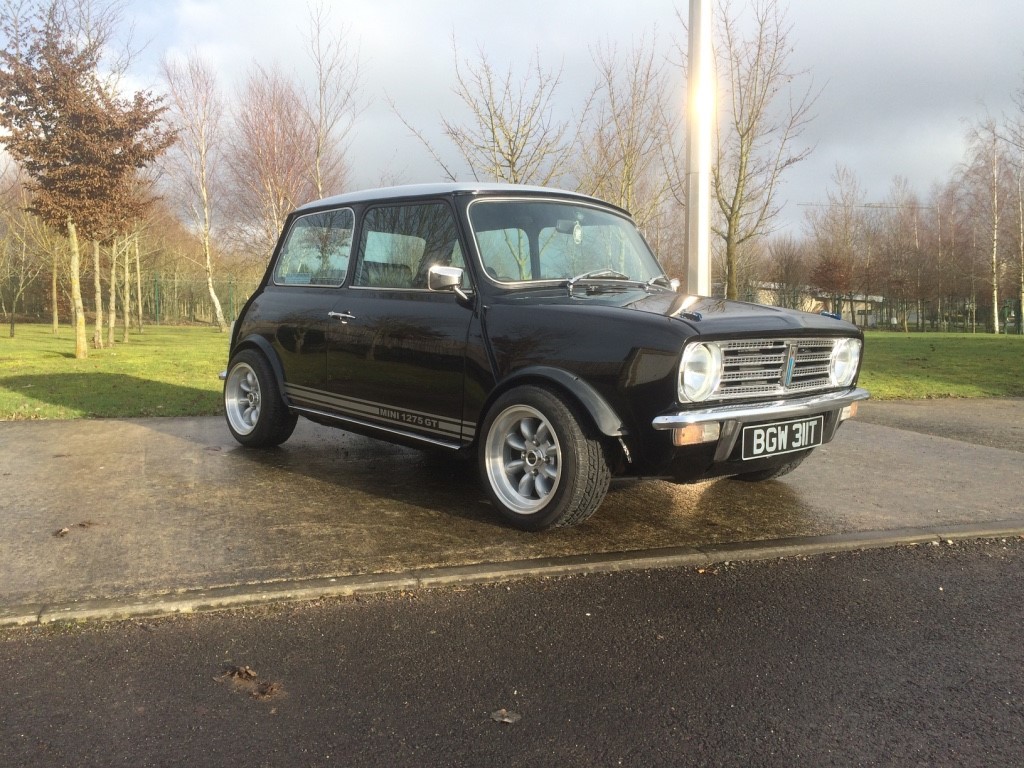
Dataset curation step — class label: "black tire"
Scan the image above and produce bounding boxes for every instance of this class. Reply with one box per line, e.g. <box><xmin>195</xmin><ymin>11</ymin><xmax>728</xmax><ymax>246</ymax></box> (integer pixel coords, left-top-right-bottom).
<box><xmin>731</xmin><ymin>450</ymin><xmax>811</xmax><ymax>482</ymax></box>
<box><xmin>479</xmin><ymin>385</ymin><xmax>611</xmax><ymax>531</ymax></box>
<box><xmin>223</xmin><ymin>349</ymin><xmax>298</xmax><ymax>448</ymax></box>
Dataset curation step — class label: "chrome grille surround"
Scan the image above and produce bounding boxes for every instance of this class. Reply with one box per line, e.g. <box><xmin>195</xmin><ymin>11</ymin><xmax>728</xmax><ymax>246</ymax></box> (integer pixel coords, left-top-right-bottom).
<box><xmin>706</xmin><ymin>337</ymin><xmax>850</xmax><ymax>401</ymax></box>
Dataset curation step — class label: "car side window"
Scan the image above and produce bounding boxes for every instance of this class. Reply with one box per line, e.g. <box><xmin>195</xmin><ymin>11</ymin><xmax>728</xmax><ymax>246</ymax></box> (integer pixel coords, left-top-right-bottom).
<box><xmin>274</xmin><ymin>208</ymin><xmax>354</xmax><ymax>287</ymax></box>
<box><xmin>354</xmin><ymin>202</ymin><xmax>468</xmax><ymax>290</ymax></box>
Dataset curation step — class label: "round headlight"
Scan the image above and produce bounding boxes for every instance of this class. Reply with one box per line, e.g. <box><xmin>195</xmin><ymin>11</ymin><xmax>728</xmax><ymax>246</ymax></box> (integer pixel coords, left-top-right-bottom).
<box><xmin>830</xmin><ymin>338</ymin><xmax>861</xmax><ymax>387</ymax></box>
<box><xmin>680</xmin><ymin>343</ymin><xmax>723</xmax><ymax>402</ymax></box>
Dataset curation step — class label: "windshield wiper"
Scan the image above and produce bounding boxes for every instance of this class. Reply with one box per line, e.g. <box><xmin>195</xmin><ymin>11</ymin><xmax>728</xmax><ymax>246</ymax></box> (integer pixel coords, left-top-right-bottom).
<box><xmin>566</xmin><ymin>268</ymin><xmax>632</xmax><ymax>296</ymax></box>
<box><xmin>644</xmin><ymin>274</ymin><xmax>674</xmax><ymax>292</ymax></box>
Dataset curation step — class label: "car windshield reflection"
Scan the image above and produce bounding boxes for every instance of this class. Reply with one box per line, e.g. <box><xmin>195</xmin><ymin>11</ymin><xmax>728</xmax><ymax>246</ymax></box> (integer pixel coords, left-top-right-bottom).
<box><xmin>467</xmin><ymin>199</ymin><xmax>663</xmax><ymax>285</ymax></box>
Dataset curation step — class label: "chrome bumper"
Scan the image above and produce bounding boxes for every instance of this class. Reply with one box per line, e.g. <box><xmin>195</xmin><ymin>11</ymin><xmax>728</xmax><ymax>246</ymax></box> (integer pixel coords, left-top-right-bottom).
<box><xmin>652</xmin><ymin>387</ymin><xmax>870</xmax><ymax>429</ymax></box>
<box><xmin>652</xmin><ymin>387</ymin><xmax>869</xmax><ymax>463</ymax></box>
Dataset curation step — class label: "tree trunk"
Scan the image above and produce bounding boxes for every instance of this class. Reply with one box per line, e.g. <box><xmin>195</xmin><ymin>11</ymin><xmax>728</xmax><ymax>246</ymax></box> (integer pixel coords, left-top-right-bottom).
<box><xmin>51</xmin><ymin>249</ymin><xmax>59</xmax><ymax>336</ymax></box>
<box><xmin>67</xmin><ymin>220</ymin><xmax>88</xmax><ymax>359</ymax></box>
<box><xmin>135</xmin><ymin>235</ymin><xmax>144</xmax><ymax>333</ymax></box>
<box><xmin>202</xmin><ymin>221</ymin><xmax>228</xmax><ymax>331</ymax></box>
<box><xmin>92</xmin><ymin>239</ymin><xmax>104</xmax><ymax>348</ymax></box>
<box><xmin>725</xmin><ymin>236</ymin><xmax>738</xmax><ymax>299</ymax></box>
<box><xmin>107</xmin><ymin>238</ymin><xmax>117</xmax><ymax>347</ymax></box>
<box><xmin>122</xmin><ymin>239</ymin><xmax>131</xmax><ymax>343</ymax></box>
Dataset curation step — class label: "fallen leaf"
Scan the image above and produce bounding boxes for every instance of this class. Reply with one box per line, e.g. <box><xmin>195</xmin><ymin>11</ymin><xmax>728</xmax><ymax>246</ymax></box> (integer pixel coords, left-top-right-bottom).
<box><xmin>215</xmin><ymin>664</ymin><xmax>258</xmax><ymax>682</ymax></box>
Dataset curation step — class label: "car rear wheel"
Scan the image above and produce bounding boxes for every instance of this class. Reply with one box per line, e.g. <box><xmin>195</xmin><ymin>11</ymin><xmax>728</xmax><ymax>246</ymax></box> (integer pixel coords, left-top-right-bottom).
<box><xmin>731</xmin><ymin>450</ymin><xmax>811</xmax><ymax>482</ymax></box>
<box><xmin>479</xmin><ymin>385</ymin><xmax>610</xmax><ymax>530</ymax></box>
<box><xmin>224</xmin><ymin>349</ymin><xmax>297</xmax><ymax>447</ymax></box>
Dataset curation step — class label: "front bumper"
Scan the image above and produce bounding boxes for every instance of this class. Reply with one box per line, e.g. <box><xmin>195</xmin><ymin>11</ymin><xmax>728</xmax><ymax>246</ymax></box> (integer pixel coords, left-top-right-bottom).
<box><xmin>651</xmin><ymin>387</ymin><xmax>870</xmax><ymax>463</ymax></box>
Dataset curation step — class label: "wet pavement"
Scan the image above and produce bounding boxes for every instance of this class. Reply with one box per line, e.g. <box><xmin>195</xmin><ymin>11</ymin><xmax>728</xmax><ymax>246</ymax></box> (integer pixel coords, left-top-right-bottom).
<box><xmin>1</xmin><ymin>399</ymin><xmax>1022</xmax><ymax>625</ymax></box>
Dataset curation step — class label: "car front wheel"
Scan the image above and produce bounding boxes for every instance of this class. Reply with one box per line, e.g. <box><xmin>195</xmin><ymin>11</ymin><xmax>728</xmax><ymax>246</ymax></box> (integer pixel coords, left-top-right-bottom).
<box><xmin>224</xmin><ymin>349</ymin><xmax>297</xmax><ymax>448</ymax></box>
<box><xmin>479</xmin><ymin>385</ymin><xmax>610</xmax><ymax>531</ymax></box>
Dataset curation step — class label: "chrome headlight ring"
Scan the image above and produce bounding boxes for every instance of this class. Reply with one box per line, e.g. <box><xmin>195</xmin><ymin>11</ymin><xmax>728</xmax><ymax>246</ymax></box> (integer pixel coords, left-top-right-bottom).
<box><xmin>679</xmin><ymin>342</ymin><xmax>723</xmax><ymax>402</ymax></box>
<box><xmin>830</xmin><ymin>338</ymin><xmax>862</xmax><ymax>387</ymax></box>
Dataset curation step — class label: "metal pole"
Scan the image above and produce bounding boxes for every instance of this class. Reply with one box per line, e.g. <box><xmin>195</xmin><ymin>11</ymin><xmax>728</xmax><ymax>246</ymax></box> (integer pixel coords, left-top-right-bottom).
<box><xmin>685</xmin><ymin>0</ymin><xmax>713</xmax><ymax>296</ymax></box>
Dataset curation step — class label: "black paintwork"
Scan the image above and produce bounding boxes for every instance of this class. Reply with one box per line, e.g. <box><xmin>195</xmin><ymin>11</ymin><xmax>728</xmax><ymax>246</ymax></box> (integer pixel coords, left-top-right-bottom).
<box><xmin>228</xmin><ymin>184</ymin><xmax>864</xmax><ymax>480</ymax></box>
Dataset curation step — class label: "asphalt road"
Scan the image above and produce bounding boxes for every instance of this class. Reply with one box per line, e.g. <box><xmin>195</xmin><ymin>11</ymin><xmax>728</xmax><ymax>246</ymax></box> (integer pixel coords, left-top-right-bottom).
<box><xmin>3</xmin><ymin>537</ymin><xmax>1022</xmax><ymax>768</ymax></box>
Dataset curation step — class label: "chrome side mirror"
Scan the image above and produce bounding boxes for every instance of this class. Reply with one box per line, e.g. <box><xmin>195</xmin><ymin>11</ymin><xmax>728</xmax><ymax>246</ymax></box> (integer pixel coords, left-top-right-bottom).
<box><xmin>428</xmin><ymin>265</ymin><xmax>469</xmax><ymax>301</ymax></box>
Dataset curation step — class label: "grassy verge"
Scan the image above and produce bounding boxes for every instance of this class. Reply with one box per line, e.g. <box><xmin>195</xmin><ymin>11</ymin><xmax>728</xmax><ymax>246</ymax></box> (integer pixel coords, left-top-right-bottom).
<box><xmin>0</xmin><ymin>325</ymin><xmax>1021</xmax><ymax>420</ymax></box>
<box><xmin>0</xmin><ymin>324</ymin><xmax>228</xmax><ymax>419</ymax></box>
<box><xmin>859</xmin><ymin>332</ymin><xmax>1024</xmax><ymax>399</ymax></box>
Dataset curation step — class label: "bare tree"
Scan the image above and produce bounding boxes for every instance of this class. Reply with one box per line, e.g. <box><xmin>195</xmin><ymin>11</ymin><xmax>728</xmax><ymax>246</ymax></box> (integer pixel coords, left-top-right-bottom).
<box><xmin>1006</xmin><ymin>85</ymin><xmax>1024</xmax><ymax>334</ymax></box>
<box><xmin>765</xmin><ymin>234</ymin><xmax>809</xmax><ymax>309</ymax></box>
<box><xmin>162</xmin><ymin>53</ymin><xmax>228</xmax><ymax>331</ymax></box>
<box><xmin>401</xmin><ymin>42</ymin><xmax>581</xmax><ymax>186</ymax></box>
<box><xmin>225</xmin><ymin>63</ymin><xmax>316</xmax><ymax>258</ymax></box>
<box><xmin>679</xmin><ymin>0</ymin><xmax>817</xmax><ymax>299</ymax></box>
<box><xmin>0</xmin><ymin>178</ymin><xmax>50</xmax><ymax>336</ymax></box>
<box><xmin>805</xmin><ymin>165</ymin><xmax>867</xmax><ymax>321</ymax></box>
<box><xmin>301</xmin><ymin>2</ymin><xmax>362</xmax><ymax>199</ymax></box>
<box><xmin>964</xmin><ymin>118</ymin><xmax>1010</xmax><ymax>333</ymax></box>
<box><xmin>925</xmin><ymin>180</ymin><xmax>966</xmax><ymax>331</ymax></box>
<box><xmin>577</xmin><ymin>34</ymin><xmax>673</xmax><ymax>227</ymax></box>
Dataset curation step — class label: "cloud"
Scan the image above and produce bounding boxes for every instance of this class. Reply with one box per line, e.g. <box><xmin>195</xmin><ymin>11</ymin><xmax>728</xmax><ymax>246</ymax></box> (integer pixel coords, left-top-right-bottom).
<box><xmin>125</xmin><ymin>0</ymin><xmax>1024</xmax><ymax>222</ymax></box>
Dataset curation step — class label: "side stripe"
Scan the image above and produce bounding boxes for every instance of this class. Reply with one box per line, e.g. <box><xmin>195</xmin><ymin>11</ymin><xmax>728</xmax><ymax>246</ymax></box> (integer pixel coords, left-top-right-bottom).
<box><xmin>285</xmin><ymin>384</ymin><xmax>476</xmax><ymax>441</ymax></box>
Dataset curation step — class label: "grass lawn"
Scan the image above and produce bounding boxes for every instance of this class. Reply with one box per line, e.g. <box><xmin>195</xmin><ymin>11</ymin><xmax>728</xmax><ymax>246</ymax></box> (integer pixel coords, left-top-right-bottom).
<box><xmin>0</xmin><ymin>324</ymin><xmax>228</xmax><ymax>419</ymax></box>
<box><xmin>859</xmin><ymin>331</ymin><xmax>1024</xmax><ymax>400</ymax></box>
<box><xmin>0</xmin><ymin>324</ymin><xmax>1021</xmax><ymax>420</ymax></box>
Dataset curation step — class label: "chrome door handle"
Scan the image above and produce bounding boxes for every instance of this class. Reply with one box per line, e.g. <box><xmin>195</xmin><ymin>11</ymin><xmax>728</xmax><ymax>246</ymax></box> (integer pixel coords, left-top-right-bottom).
<box><xmin>328</xmin><ymin>311</ymin><xmax>356</xmax><ymax>324</ymax></box>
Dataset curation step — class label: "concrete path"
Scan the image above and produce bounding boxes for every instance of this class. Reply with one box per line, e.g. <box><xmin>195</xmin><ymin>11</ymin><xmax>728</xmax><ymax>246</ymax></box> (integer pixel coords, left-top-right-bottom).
<box><xmin>1</xmin><ymin>399</ymin><xmax>1022</xmax><ymax>625</ymax></box>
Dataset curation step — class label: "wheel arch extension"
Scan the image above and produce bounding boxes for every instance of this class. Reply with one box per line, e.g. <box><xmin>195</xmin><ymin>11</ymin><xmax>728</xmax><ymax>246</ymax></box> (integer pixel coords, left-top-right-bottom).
<box><xmin>228</xmin><ymin>335</ymin><xmax>291</xmax><ymax>406</ymax></box>
<box><xmin>483</xmin><ymin>366</ymin><xmax>627</xmax><ymax>439</ymax></box>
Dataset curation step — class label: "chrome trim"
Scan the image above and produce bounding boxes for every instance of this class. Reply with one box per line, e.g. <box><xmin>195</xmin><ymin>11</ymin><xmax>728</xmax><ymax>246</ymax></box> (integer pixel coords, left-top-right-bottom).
<box><xmin>652</xmin><ymin>388</ymin><xmax>870</xmax><ymax>430</ymax></box>
<box><xmin>690</xmin><ymin>337</ymin><xmax>858</xmax><ymax>402</ymax></box>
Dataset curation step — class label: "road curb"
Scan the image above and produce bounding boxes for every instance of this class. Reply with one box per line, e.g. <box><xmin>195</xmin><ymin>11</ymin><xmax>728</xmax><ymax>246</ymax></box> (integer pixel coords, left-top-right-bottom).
<box><xmin>5</xmin><ymin>518</ymin><xmax>1024</xmax><ymax>628</ymax></box>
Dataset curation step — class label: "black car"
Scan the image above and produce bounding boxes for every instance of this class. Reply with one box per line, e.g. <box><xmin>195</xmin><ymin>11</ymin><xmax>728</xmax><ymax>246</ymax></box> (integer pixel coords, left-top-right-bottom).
<box><xmin>223</xmin><ymin>183</ymin><xmax>868</xmax><ymax>530</ymax></box>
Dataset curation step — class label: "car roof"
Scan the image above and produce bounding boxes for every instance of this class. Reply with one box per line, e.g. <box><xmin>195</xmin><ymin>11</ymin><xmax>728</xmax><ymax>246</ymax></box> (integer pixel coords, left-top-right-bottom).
<box><xmin>293</xmin><ymin>182</ymin><xmax>622</xmax><ymax>214</ymax></box>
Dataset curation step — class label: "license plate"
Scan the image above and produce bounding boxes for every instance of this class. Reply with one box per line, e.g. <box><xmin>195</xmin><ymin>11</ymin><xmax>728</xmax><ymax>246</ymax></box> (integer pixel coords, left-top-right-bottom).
<box><xmin>741</xmin><ymin>416</ymin><xmax>824</xmax><ymax>460</ymax></box>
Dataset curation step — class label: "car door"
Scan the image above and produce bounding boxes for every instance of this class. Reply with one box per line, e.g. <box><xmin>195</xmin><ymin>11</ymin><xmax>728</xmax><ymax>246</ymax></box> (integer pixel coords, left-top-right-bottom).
<box><xmin>324</xmin><ymin>200</ymin><xmax>475</xmax><ymax>447</ymax></box>
<box><xmin>261</xmin><ymin>207</ymin><xmax>354</xmax><ymax>405</ymax></box>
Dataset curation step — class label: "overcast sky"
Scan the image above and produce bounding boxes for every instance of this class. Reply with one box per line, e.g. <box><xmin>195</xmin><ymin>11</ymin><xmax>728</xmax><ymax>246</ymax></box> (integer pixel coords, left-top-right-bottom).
<box><xmin>127</xmin><ymin>0</ymin><xmax>1024</xmax><ymax>233</ymax></box>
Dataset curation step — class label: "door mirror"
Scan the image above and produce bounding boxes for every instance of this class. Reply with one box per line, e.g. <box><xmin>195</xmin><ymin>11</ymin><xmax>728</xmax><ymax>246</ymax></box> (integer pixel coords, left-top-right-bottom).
<box><xmin>428</xmin><ymin>265</ymin><xmax>469</xmax><ymax>301</ymax></box>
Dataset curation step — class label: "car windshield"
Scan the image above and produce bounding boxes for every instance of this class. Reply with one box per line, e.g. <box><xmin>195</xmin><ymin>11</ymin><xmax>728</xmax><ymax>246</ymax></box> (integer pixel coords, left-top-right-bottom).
<box><xmin>468</xmin><ymin>199</ymin><xmax>664</xmax><ymax>285</ymax></box>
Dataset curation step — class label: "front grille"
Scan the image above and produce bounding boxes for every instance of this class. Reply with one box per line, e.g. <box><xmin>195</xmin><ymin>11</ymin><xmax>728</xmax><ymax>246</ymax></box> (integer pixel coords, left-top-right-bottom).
<box><xmin>715</xmin><ymin>337</ymin><xmax>839</xmax><ymax>401</ymax></box>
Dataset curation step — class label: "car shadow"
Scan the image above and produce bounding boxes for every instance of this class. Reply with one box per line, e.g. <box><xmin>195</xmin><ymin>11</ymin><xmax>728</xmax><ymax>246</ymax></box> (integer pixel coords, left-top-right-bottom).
<box><xmin>220</xmin><ymin>424</ymin><xmax>818</xmax><ymax>544</ymax></box>
<box><xmin>228</xmin><ymin>436</ymin><xmax>512</xmax><ymax>530</ymax></box>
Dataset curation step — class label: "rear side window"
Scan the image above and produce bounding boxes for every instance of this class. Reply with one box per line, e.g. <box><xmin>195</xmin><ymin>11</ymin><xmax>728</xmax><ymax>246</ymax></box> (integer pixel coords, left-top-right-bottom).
<box><xmin>354</xmin><ymin>202</ymin><xmax>468</xmax><ymax>290</ymax></box>
<box><xmin>274</xmin><ymin>208</ymin><xmax>354</xmax><ymax>287</ymax></box>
